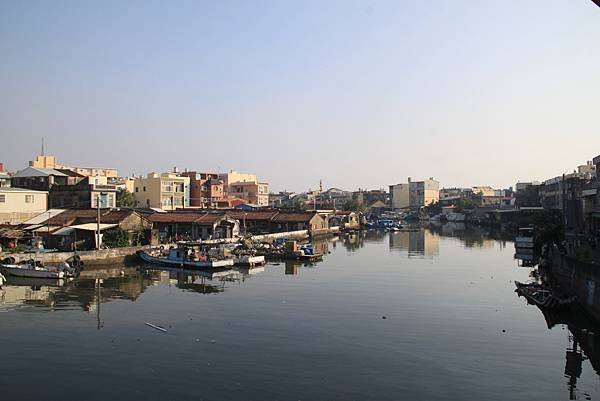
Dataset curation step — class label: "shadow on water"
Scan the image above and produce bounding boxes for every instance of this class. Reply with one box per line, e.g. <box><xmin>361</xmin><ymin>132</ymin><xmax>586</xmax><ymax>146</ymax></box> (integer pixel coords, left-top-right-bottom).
<box><xmin>515</xmin><ymin>257</ymin><xmax>600</xmax><ymax>400</ymax></box>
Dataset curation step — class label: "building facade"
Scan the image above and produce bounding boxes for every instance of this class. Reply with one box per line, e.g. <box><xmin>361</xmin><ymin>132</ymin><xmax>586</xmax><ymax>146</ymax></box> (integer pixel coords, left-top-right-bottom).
<box><xmin>0</xmin><ymin>188</ymin><xmax>48</xmax><ymax>225</ymax></box>
<box><xmin>228</xmin><ymin>181</ymin><xmax>269</xmax><ymax>207</ymax></box>
<box><xmin>390</xmin><ymin>177</ymin><xmax>439</xmax><ymax>209</ymax></box>
<box><xmin>133</xmin><ymin>173</ymin><xmax>190</xmax><ymax>211</ymax></box>
<box><xmin>49</xmin><ymin>176</ymin><xmax>118</xmax><ymax>209</ymax></box>
<box><xmin>29</xmin><ymin>154</ymin><xmax>118</xmax><ymax>177</ymax></box>
<box><xmin>181</xmin><ymin>171</ymin><xmax>224</xmax><ymax>207</ymax></box>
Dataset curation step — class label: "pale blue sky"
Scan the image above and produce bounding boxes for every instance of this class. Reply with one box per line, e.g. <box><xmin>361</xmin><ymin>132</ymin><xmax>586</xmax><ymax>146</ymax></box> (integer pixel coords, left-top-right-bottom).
<box><xmin>1</xmin><ymin>0</ymin><xmax>599</xmax><ymax>192</ymax></box>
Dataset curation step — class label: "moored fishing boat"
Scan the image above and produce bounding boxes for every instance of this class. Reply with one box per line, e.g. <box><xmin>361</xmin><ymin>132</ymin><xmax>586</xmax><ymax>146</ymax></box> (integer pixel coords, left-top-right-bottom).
<box><xmin>514</xmin><ymin>281</ymin><xmax>576</xmax><ymax>310</ymax></box>
<box><xmin>137</xmin><ymin>246</ymin><xmax>234</xmax><ymax>269</ymax></box>
<box><xmin>1</xmin><ymin>262</ymin><xmax>70</xmax><ymax>279</ymax></box>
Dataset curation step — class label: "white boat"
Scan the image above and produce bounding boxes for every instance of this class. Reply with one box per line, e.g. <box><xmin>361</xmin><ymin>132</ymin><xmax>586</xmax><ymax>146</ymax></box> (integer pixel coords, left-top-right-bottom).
<box><xmin>515</xmin><ymin>227</ymin><xmax>538</xmax><ymax>249</ymax></box>
<box><xmin>0</xmin><ymin>263</ymin><xmax>69</xmax><ymax>279</ymax></box>
<box><xmin>137</xmin><ymin>248</ymin><xmax>234</xmax><ymax>269</ymax></box>
<box><xmin>446</xmin><ymin>212</ymin><xmax>466</xmax><ymax>222</ymax></box>
<box><xmin>233</xmin><ymin>255</ymin><xmax>265</xmax><ymax>267</ymax></box>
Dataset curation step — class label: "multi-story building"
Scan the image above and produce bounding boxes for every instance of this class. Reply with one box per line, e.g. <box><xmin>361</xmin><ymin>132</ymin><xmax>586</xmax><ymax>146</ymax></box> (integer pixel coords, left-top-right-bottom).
<box><xmin>0</xmin><ymin>163</ymin><xmax>10</xmax><ymax>188</ymax></box>
<box><xmin>219</xmin><ymin>171</ymin><xmax>257</xmax><ymax>191</ymax></box>
<box><xmin>218</xmin><ymin>170</ymin><xmax>269</xmax><ymax>206</ymax></box>
<box><xmin>439</xmin><ymin>187</ymin><xmax>473</xmax><ymax>200</ymax></box>
<box><xmin>228</xmin><ymin>181</ymin><xmax>269</xmax><ymax>207</ymax></box>
<box><xmin>11</xmin><ymin>167</ymin><xmax>70</xmax><ymax>191</ymax></box>
<box><xmin>390</xmin><ymin>177</ymin><xmax>439</xmax><ymax>209</ymax></box>
<box><xmin>0</xmin><ymin>187</ymin><xmax>48</xmax><ymax>225</ymax></box>
<box><xmin>133</xmin><ymin>173</ymin><xmax>190</xmax><ymax>211</ymax></box>
<box><xmin>49</xmin><ymin>176</ymin><xmax>118</xmax><ymax>209</ymax></box>
<box><xmin>181</xmin><ymin>171</ymin><xmax>224</xmax><ymax>208</ymax></box>
<box><xmin>29</xmin><ymin>154</ymin><xmax>118</xmax><ymax>177</ymax></box>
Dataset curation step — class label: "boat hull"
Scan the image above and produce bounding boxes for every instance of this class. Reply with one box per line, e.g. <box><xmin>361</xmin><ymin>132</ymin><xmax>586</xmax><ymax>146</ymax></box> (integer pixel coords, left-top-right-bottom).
<box><xmin>233</xmin><ymin>255</ymin><xmax>265</xmax><ymax>267</ymax></box>
<box><xmin>137</xmin><ymin>251</ymin><xmax>234</xmax><ymax>269</ymax></box>
<box><xmin>1</xmin><ymin>264</ymin><xmax>65</xmax><ymax>279</ymax></box>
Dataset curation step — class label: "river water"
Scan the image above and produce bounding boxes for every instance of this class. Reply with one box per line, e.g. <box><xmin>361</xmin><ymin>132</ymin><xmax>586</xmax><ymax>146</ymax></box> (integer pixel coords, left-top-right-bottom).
<box><xmin>1</xmin><ymin>225</ymin><xmax>599</xmax><ymax>401</ymax></box>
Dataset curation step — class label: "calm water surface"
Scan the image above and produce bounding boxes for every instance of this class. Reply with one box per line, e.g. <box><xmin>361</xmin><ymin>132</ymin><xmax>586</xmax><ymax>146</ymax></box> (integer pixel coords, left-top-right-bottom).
<box><xmin>1</xmin><ymin>226</ymin><xmax>599</xmax><ymax>401</ymax></box>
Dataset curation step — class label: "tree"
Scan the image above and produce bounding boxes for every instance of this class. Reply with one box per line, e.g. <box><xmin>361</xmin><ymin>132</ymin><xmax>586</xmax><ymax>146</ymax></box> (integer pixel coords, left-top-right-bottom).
<box><xmin>116</xmin><ymin>188</ymin><xmax>135</xmax><ymax>207</ymax></box>
<box><xmin>103</xmin><ymin>228</ymin><xmax>130</xmax><ymax>248</ymax></box>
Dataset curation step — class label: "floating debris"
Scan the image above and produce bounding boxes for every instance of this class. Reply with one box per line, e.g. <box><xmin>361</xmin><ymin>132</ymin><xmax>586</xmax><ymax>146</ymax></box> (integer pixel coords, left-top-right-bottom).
<box><xmin>145</xmin><ymin>322</ymin><xmax>167</xmax><ymax>332</ymax></box>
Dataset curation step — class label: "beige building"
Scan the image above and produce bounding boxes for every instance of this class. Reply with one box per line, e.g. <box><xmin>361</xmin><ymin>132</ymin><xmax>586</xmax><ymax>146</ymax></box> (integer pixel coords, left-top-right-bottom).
<box><xmin>219</xmin><ymin>171</ymin><xmax>257</xmax><ymax>189</ymax></box>
<box><xmin>472</xmin><ymin>186</ymin><xmax>496</xmax><ymax>197</ymax></box>
<box><xmin>219</xmin><ymin>170</ymin><xmax>269</xmax><ymax>206</ymax></box>
<box><xmin>133</xmin><ymin>173</ymin><xmax>190</xmax><ymax>211</ymax></box>
<box><xmin>30</xmin><ymin>154</ymin><xmax>118</xmax><ymax>178</ymax></box>
<box><xmin>0</xmin><ymin>188</ymin><xmax>48</xmax><ymax>224</ymax></box>
<box><xmin>228</xmin><ymin>181</ymin><xmax>270</xmax><ymax>206</ymax></box>
<box><xmin>390</xmin><ymin>177</ymin><xmax>439</xmax><ymax>209</ymax></box>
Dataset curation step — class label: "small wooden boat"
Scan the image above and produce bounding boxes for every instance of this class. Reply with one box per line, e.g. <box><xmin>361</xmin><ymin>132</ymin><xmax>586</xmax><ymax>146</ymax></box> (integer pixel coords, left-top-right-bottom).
<box><xmin>137</xmin><ymin>248</ymin><xmax>234</xmax><ymax>269</ymax></box>
<box><xmin>515</xmin><ymin>281</ymin><xmax>576</xmax><ymax>310</ymax></box>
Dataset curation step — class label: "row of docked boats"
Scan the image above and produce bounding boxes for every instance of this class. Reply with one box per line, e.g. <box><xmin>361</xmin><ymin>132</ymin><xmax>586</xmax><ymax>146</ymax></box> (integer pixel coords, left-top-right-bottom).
<box><xmin>137</xmin><ymin>242</ymin><xmax>267</xmax><ymax>269</ymax></box>
<box><xmin>0</xmin><ymin>256</ymin><xmax>83</xmax><ymax>280</ymax></box>
<box><xmin>137</xmin><ymin>239</ymin><xmax>325</xmax><ymax>268</ymax></box>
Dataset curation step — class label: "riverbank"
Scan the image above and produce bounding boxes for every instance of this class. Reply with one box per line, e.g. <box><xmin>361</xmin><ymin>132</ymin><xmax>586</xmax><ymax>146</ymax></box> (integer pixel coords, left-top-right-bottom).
<box><xmin>0</xmin><ymin>229</ymin><xmax>317</xmax><ymax>266</ymax></box>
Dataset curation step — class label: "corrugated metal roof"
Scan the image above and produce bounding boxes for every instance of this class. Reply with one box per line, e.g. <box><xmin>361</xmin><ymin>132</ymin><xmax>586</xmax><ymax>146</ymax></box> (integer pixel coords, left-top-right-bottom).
<box><xmin>272</xmin><ymin>212</ymin><xmax>318</xmax><ymax>223</ymax></box>
<box><xmin>12</xmin><ymin>167</ymin><xmax>68</xmax><ymax>178</ymax></box>
<box><xmin>21</xmin><ymin>209</ymin><xmax>67</xmax><ymax>225</ymax></box>
<box><xmin>70</xmin><ymin>223</ymin><xmax>118</xmax><ymax>231</ymax></box>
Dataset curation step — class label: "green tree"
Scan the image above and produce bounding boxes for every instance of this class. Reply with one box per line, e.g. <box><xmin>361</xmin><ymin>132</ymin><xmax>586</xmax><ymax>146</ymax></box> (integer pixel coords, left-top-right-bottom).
<box><xmin>103</xmin><ymin>228</ymin><xmax>130</xmax><ymax>248</ymax></box>
<box><xmin>116</xmin><ymin>188</ymin><xmax>135</xmax><ymax>207</ymax></box>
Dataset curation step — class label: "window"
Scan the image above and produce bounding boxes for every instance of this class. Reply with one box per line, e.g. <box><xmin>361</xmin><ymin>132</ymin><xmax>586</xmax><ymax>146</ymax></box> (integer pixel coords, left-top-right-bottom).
<box><xmin>143</xmin><ymin>186</ymin><xmax>146</xmax><ymax>192</ymax></box>
<box><xmin>25</xmin><ymin>195</ymin><xmax>34</xmax><ymax>203</ymax></box>
<box><xmin>136</xmin><ymin>187</ymin><xmax>139</xmax><ymax>192</ymax></box>
<box><xmin>0</xmin><ymin>195</ymin><xmax>5</xmax><ymax>203</ymax></box>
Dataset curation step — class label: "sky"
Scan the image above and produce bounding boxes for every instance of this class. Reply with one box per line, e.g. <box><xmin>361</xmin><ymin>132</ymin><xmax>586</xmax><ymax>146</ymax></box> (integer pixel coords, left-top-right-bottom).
<box><xmin>1</xmin><ymin>0</ymin><xmax>599</xmax><ymax>193</ymax></box>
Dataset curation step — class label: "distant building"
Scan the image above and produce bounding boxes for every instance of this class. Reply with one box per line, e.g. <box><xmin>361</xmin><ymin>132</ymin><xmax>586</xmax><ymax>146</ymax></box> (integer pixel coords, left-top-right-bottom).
<box><xmin>0</xmin><ymin>187</ymin><xmax>48</xmax><ymax>225</ymax></box>
<box><xmin>29</xmin><ymin>154</ymin><xmax>118</xmax><ymax>177</ymax></box>
<box><xmin>389</xmin><ymin>177</ymin><xmax>439</xmax><ymax>209</ymax></box>
<box><xmin>180</xmin><ymin>171</ymin><xmax>224</xmax><ymax>208</ymax></box>
<box><xmin>133</xmin><ymin>173</ymin><xmax>190</xmax><ymax>211</ymax></box>
<box><xmin>228</xmin><ymin>181</ymin><xmax>269</xmax><ymax>207</ymax></box>
<box><xmin>515</xmin><ymin>181</ymin><xmax>541</xmax><ymax>192</ymax></box>
<box><xmin>440</xmin><ymin>187</ymin><xmax>473</xmax><ymax>200</ymax></box>
<box><xmin>0</xmin><ymin>163</ymin><xmax>10</xmax><ymax>188</ymax></box>
<box><xmin>49</xmin><ymin>176</ymin><xmax>118</xmax><ymax>209</ymax></box>
<box><xmin>11</xmin><ymin>167</ymin><xmax>69</xmax><ymax>191</ymax></box>
<box><xmin>471</xmin><ymin>186</ymin><xmax>496</xmax><ymax>197</ymax></box>
<box><xmin>218</xmin><ymin>170</ymin><xmax>269</xmax><ymax>207</ymax></box>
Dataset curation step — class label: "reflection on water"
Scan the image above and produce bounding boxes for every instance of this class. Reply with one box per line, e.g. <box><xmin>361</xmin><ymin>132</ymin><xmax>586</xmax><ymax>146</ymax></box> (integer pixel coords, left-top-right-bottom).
<box><xmin>1</xmin><ymin>226</ymin><xmax>599</xmax><ymax>401</ymax></box>
<box><xmin>0</xmin><ymin>265</ymin><xmax>266</xmax><ymax>313</ymax></box>
<box><xmin>389</xmin><ymin>229</ymin><xmax>439</xmax><ymax>258</ymax></box>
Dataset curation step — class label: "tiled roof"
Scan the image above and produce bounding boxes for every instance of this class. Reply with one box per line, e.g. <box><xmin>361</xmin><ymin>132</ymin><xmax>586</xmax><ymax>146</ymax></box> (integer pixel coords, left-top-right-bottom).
<box><xmin>272</xmin><ymin>212</ymin><xmax>318</xmax><ymax>223</ymax></box>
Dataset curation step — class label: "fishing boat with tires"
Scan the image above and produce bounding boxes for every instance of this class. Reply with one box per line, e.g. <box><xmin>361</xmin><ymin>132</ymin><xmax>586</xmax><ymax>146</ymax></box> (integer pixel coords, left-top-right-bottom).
<box><xmin>137</xmin><ymin>244</ymin><xmax>234</xmax><ymax>269</ymax></box>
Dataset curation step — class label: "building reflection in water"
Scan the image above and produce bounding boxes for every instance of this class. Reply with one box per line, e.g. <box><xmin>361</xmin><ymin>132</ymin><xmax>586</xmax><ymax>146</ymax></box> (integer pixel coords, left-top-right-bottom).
<box><xmin>519</xmin><ymin>261</ymin><xmax>600</xmax><ymax>400</ymax></box>
<box><xmin>0</xmin><ymin>264</ymin><xmax>266</xmax><ymax>316</ymax></box>
<box><xmin>389</xmin><ymin>229</ymin><xmax>439</xmax><ymax>258</ymax></box>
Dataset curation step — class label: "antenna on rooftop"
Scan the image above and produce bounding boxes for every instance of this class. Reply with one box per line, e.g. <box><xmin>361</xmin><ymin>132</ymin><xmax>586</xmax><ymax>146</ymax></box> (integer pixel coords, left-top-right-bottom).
<box><xmin>41</xmin><ymin>137</ymin><xmax>45</xmax><ymax>156</ymax></box>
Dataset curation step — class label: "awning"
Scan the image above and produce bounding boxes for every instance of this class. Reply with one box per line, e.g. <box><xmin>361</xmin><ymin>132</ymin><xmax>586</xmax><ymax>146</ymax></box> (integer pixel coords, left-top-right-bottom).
<box><xmin>52</xmin><ymin>227</ymin><xmax>75</xmax><ymax>236</ymax></box>
<box><xmin>69</xmin><ymin>223</ymin><xmax>118</xmax><ymax>231</ymax></box>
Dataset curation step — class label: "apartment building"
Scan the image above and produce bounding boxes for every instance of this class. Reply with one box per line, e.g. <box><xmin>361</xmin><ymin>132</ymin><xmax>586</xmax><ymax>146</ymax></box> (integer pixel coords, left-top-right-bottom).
<box><xmin>390</xmin><ymin>177</ymin><xmax>439</xmax><ymax>209</ymax></box>
<box><xmin>133</xmin><ymin>173</ymin><xmax>190</xmax><ymax>211</ymax></box>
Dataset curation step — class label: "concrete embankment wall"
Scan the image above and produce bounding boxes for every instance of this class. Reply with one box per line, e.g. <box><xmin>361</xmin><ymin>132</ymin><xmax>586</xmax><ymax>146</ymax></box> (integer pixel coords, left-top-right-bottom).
<box><xmin>1</xmin><ymin>245</ymin><xmax>152</xmax><ymax>267</ymax></box>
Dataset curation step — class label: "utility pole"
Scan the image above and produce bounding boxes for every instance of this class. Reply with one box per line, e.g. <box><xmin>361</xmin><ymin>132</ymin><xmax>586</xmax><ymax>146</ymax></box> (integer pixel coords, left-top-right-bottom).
<box><xmin>96</xmin><ymin>193</ymin><xmax>101</xmax><ymax>250</ymax></box>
